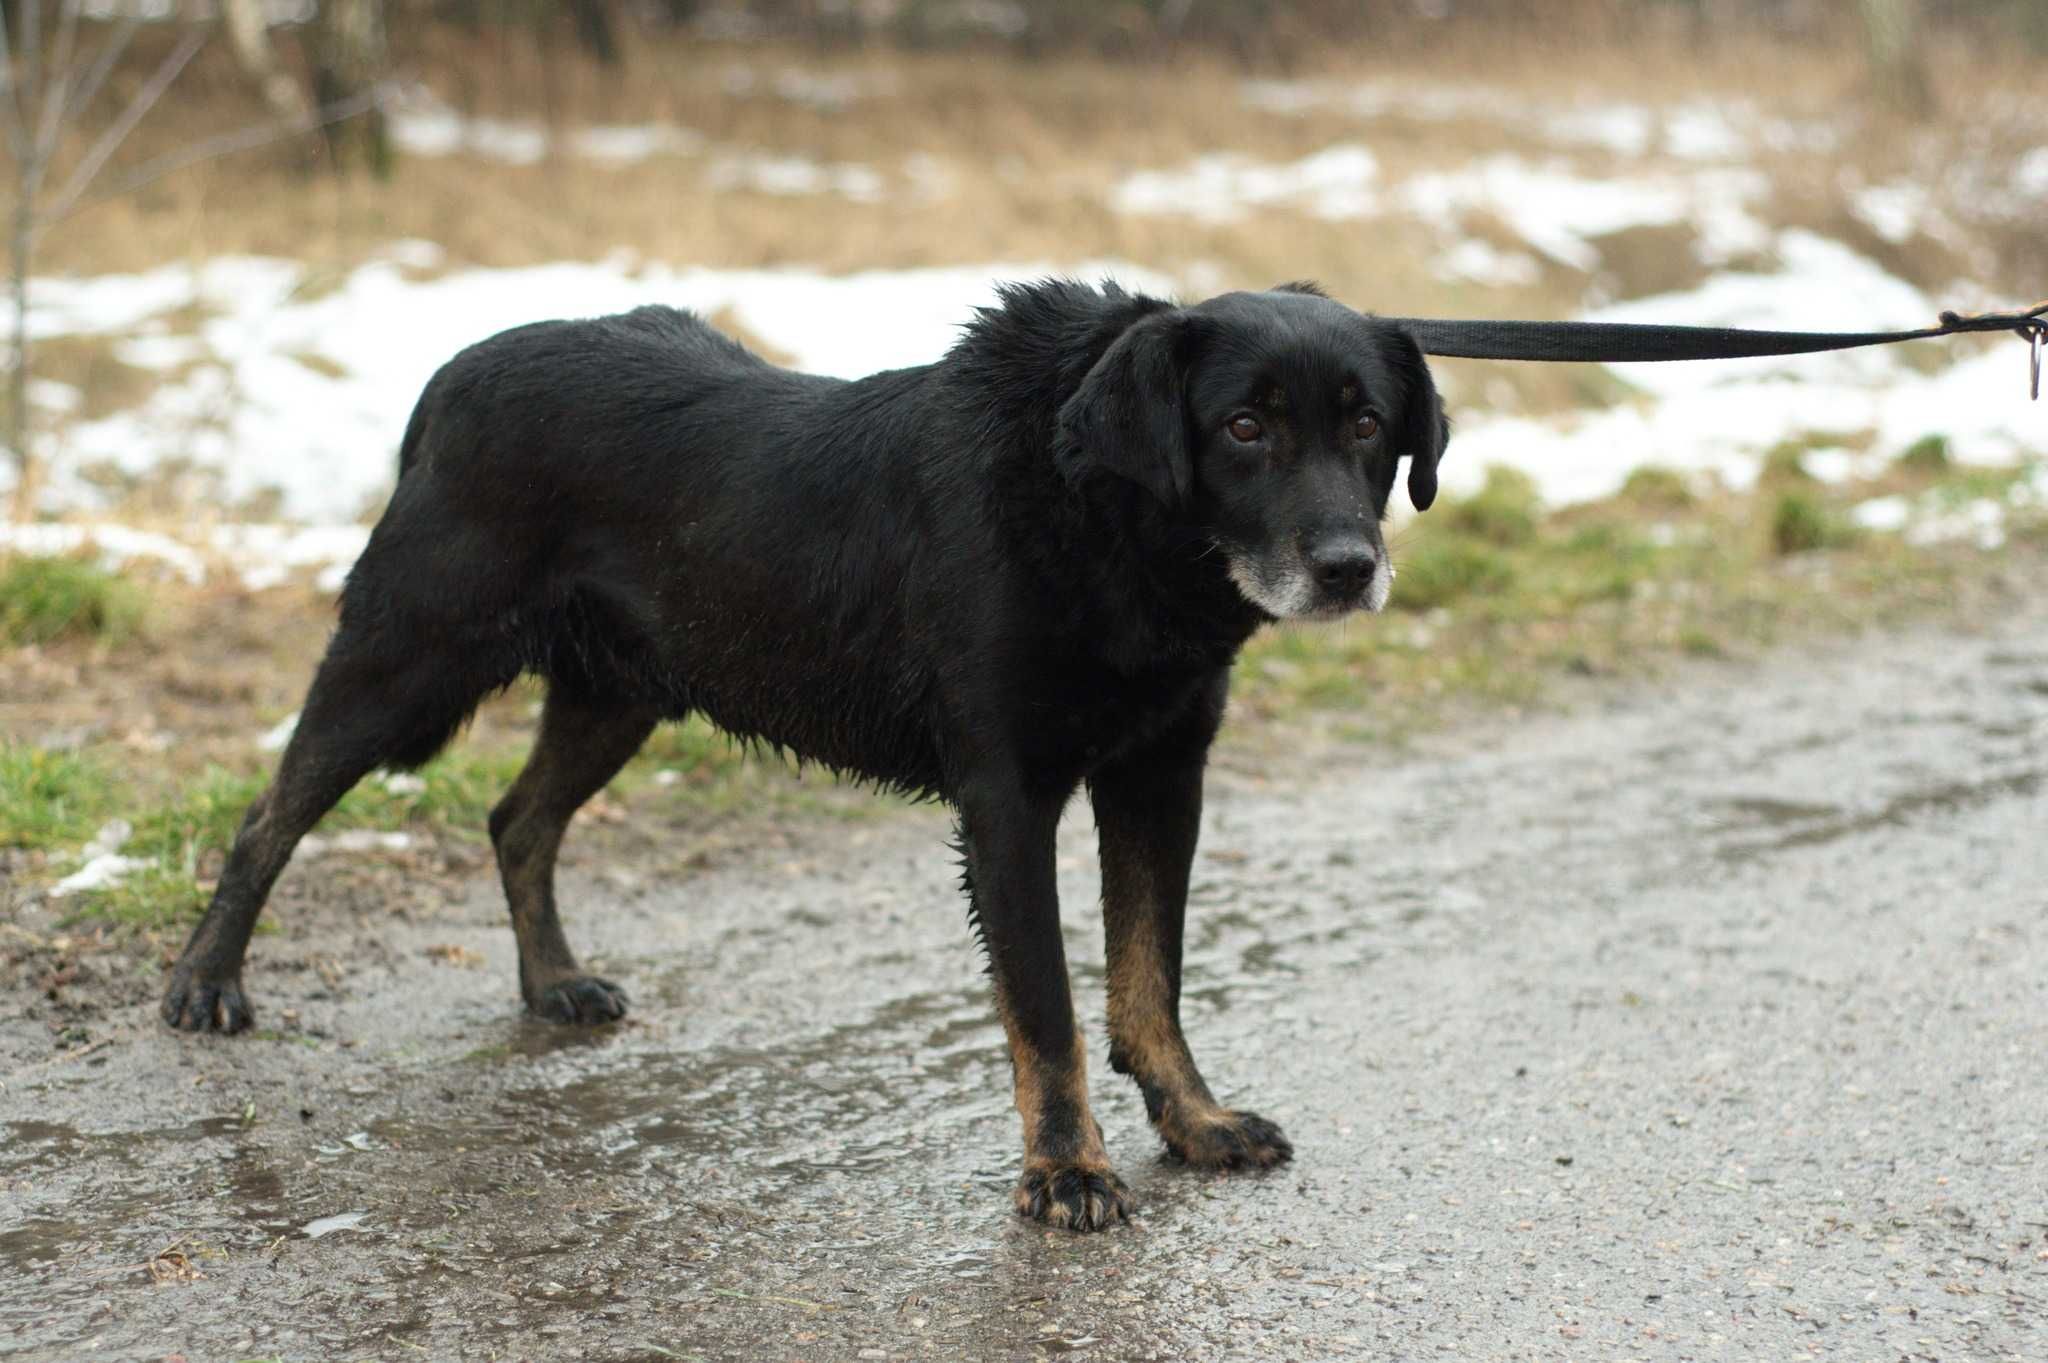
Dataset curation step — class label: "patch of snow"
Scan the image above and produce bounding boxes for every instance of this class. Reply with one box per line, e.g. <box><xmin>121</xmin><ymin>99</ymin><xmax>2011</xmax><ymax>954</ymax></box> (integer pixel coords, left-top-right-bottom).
<box><xmin>258</xmin><ymin>712</ymin><xmax>299</xmax><ymax>753</ymax></box>
<box><xmin>390</xmin><ymin>93</ymin><xmax>702</xmax><ymax>168</ymax></box>
<box><xmin>1799</xmin><ymin>446</ymin><xmax>1884</xmax><ymax>484</ymax></box>
<box><xmin>1429</xmin><ymin>239</ymin><xmax>1542</xmax><ymax>288</ymax></box>
<box><xmin>903</xmin><ymin>153</ymin><xmax>955</xmax><ymax>203</ymax></box>
<box><xmin>377</xmin><ymin>239</ymin><xmax>447</xmax><ymax>271</ymax></box>
<box><xmin>303</xmin><ymin>1211</ymin><xmax>371</xmax><ymax>1238</ymax></box>
<box><xmin>1757</xmin><ymin>117</ymin><xmax>1842</xmax><ymax>156</ymax></box>
<box><xmin>1399</xmin><ymin>158</ymin><xmax>1773</xmax><ymax>270</ymax></box>
<box><xmin>27</xmin><ymin>379</ymin><xmax>80</xmax><ymax>412</ymax></box>
<box><xmin>707</xmin><ymin>154</ymin><xmax>885</xmax><ymax>202</ymax></box>
<box><xmin>1237</xmin><ymin>80</ymin><xmax>1822</xmax><ymax>164</ymax></box>
<box><xmin>389</xmin><ymin>101</ymin><xmax>546</xmax><ymax>165</ymax></box>
<box><xmin>0</xmin><ymin>520</ymin><xmax>366</xmax><ymax>592</ymax></box>
<box><xmin>570</xmin><ymin>124</ymin><xmax>706</xmax><ymax>164</ymax></box>
<box><xmin>296</xmin><ymin>830</ymin><xmax>415</xmax><ymax>859</ymax></box>
<box><xmin>1907</xmin><ymin>498</ymin><xmax>2007</xmax><ymax>551</ymax></box>
<box><xmin>1850</xmin><ymin>495</ymin><xmax>1911</xmax><ymax>532</ymax></box>
<box><xmin>0</xmin><ymin>522</ymin><xmax>206</xmax><ymax>582</ymax></box>
<box><xmin>1850</xmin><ymin>181</ymin><xmax>1931</xmax><ymax>245</ymax></box>
<box><xmin>50</xmin><ymin>820</ymin><xmax>144</xmax><ymax>898</ymax></box>
<box><xmin>50</xmin><ymin>853</ymin><xmax>149</xmax><ymax>897</ymax></box>
<box><xmin>1110</xmin><ymin>145</ymin><xmax>1379</xmax><ymax>223</ymax></box>
<box><xmin>2008</xmin><ymin>462</ymin><xmax>2048</xmax><ymax>507</ymax></box>
<box><xmin>24</xmin><ymin>256</ymin><xmax>300</xmax><ymax>341</ymax></box>
<box><xmin>1239</xmin><ymin>78</ymin><xmax>1515</xmax><ymax>125</ymax></box>
<box><xmin>113</xmin><ymin>334</ymin><xmax>209</xmax><ymax>369</ymax></box>
<box><xmin>378</xmin><ymin>772</ymin><xmax>428</xmax><ymax>796</ymax></box>
<box><xmin>1663</xmin><ymin>102</ymin><xmax>1748</xmax><ymax>161</ymax></box>
<box><xmin>1543</xmin><ymin>105</ymin><xmax>1655</xmax><ymax>158</ymax></box>
<box><xmin>2012</xmin><ymin>147</ymin><xmax>2048</xmax><ymax>200</ymax></box>
<box><xmin>208</xmin><ymin>524</ymin><xmax>369</xmax><ymax>592</ymax></box>
<box><xmin>16</xmin><ymin>256</ymin><xmax>1170</xmax><ymax>523</ymax></box>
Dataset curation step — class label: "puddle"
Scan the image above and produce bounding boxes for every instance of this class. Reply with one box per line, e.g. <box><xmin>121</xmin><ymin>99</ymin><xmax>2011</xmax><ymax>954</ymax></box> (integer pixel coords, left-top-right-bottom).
<box><xmin>303</xmin><ymin>1210</ymin><xmax>371</xmax><ymax>1238</ymax></box>
<box><xmin>1715</xmin><ymin>796</ymin><xmax>1843</xmax><ymax>826</ymax></box>
<box><xmin>1719</xmin><ymin>768</ymin><xmax>2044</xmax><ymax>858</ymax></box>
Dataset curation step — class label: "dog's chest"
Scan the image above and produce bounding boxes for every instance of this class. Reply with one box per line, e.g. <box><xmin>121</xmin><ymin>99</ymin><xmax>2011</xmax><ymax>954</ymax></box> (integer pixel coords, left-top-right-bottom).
<box><xmin>1021</xmin><ymin>657</ymin><xmax>1214</xmax><ymax>776</ymax></box>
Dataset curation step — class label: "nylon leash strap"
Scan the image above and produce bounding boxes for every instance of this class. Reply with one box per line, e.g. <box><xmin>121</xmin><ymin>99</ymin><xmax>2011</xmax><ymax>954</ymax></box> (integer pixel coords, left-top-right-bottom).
<box><xmin>1386</xmin><ymin>300</ymin><xmax>2048</xmax><ymax>400</ymax></box>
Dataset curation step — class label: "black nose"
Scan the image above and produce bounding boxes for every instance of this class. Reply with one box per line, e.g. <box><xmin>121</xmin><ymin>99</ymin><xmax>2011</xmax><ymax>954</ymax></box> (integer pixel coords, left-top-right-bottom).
<box><xmin>1307</xmin><ymin>541</ymin><xmax>1377</xmax><ymax>594</ymax></box>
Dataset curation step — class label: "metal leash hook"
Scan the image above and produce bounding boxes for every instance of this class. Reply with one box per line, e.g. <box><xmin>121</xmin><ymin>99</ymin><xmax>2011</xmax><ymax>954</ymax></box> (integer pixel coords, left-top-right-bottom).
<box><xmin>1935</xmin><ymin>300</ymin><xmax>2048</xmax><ymax>400</ymax></box>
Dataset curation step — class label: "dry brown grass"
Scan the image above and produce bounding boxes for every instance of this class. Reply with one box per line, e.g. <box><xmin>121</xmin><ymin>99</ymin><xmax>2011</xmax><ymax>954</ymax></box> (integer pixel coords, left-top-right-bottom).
<box><xmin>36</xmin><ymin>26</ymin><xmax>2034</xmax><ymax>285</ymax></box>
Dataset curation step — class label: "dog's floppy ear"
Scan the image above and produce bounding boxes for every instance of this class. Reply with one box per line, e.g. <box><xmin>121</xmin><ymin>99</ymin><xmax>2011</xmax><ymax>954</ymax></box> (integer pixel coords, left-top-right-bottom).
<box><xmin>1056</xmin><ymin>310</ymin><xmax>1191</xmax><ymax>505</ymax></box>
<box><xmin>1387</xmin><ymin>325</ymin><xmax>1450</xmax><ymax>512</ymax></box>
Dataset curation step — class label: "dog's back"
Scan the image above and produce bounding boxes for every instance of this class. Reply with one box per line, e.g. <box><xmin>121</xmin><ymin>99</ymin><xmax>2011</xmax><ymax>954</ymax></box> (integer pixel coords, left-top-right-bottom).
<box><xmin>360</xmin><ymin>304</ymin><xmax>948</xmax><ymax>788</ymax></box>
<box><xmin>395</xmin><ymin>305</ymin><xmax>780</xmax><ymax>480</ymax></box>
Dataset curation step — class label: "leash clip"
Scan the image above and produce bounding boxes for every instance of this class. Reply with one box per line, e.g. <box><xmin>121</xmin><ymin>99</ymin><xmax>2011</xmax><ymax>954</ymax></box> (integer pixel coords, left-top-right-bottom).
<box><xmin>2031</xmin><ymin>321</ymin><xmax>2042</xmax><ymax>401</ymax></box>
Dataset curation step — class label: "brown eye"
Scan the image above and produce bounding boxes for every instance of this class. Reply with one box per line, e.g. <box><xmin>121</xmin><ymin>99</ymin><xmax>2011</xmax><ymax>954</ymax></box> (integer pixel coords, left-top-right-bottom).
<box><xmin>1227</xmin><ymin>415</ymin><xmax>1263</xmax><ymax>443</ymax></box>
<box><xmin>1355</xmin><ymin>414</ymin><xmax>1380</xmax><ymax>441</ymax></box>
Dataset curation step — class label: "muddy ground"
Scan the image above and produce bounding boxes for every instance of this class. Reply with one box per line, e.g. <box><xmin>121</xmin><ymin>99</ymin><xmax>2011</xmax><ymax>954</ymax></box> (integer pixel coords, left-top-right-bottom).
<box><xmin>3</xmin><ymin>605</ymin><xmax>2045</xmax><ymax>1363</ymax></box>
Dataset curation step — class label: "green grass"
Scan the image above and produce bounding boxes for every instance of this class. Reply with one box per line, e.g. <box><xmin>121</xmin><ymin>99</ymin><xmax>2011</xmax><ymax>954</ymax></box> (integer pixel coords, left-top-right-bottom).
<box><xmin>1236</xmin><ymin>457</ymin><xmax>2044</xmax><ymax>725</ymax></box>
<box><xmin>1392</xmin><ymin>537</ymin><xmax>1517</xmax><ymax>612</ymax></box>
<box><xmin>1437</xmin><ymin>465</ymin><xmax>1541</xmax><ymax>547</ymax></box>
<box><xmin>1616</xmin><ymin>465</ymin><xmax>1696</xmax><ymax>512</ymax></box>
<box><xmin>0</xmin><ymin>555</ymin><xmax>146</xmax><ymax>647</ymax></box>
<box><xmin>0</xmin><ymin>743</ymin><xmax>120</xmax><ymax>848</ymax></box>
<box><xmin>1896</xmin><ymin>433</ymin><xmax>1951</xmax><ymax>475</ymax></box>
<box><xmin>29</xmin><ymin>717</ymin><xmax>837</xmax><ymax>931</ymax></box>
<box><xmin>28</xmin><ymin>745</ymin><xmax>533</xmax><ymax>932</ymax></box>
<box><xmin>1769</xmin><ymin>492</ymin><xmax>1855</xmax><ymax>556</ymax></box>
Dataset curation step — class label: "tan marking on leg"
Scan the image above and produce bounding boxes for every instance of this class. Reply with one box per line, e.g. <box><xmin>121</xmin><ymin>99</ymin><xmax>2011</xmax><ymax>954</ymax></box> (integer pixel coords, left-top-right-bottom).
<box><xmin>998</xmin><ymin>1002</ymin><xmax>1128</xmax><ymax>1228</ymax></box>
<box><xmin>1105</xmin><ymin>896</ymin><xmax>1229</xmax><ymax>1144</ymax></box>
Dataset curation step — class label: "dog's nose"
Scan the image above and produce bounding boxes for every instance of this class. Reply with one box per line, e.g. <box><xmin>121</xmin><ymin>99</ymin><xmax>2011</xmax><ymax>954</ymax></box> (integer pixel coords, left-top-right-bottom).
<box><xmin>1307</xmin><ymin>541</ymin><xmax>1377</xmax><ymax>594</ymax></box>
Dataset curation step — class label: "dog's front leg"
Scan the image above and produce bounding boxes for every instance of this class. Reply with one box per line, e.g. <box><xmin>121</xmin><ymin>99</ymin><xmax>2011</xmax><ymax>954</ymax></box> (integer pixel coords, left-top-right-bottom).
<box><xmin>957</xmin><ymin>773</ymin><xmax>1132</xmax><ymax>1231</ymax></box>
<box><xmin>1091</xmin><ymin>718</ymin><xmax>1294</xmax><ymax>1172</ymax></box>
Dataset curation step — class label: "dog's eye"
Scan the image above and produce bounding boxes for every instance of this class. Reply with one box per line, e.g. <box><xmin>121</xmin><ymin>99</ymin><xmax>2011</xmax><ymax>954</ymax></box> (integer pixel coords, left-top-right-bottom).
<box><xmin>1355</xmin><ymin>414</ymin><xmax>1380</xmax><ymax>441</ymax></box>
<box><xmin>1227</xmin><ymin>415</ymin><xmax>1263</xmax><ymax>444</ymax></box>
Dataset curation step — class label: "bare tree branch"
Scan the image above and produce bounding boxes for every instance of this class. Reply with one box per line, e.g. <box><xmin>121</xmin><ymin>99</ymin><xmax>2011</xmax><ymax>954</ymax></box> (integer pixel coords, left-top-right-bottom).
<box><xmin>58</xmin><ymin>16</ymin><xmax>140</xmax><ymax>132</ymax></box>
<box><xmin>41</xmin><ymin>23</ymin><xmax>207</xmax><ymax>223</ymax></box>
<box><xmin>33</xmin><ymin>0</ymin><xmax>83</xmax><ymax>166</ymax></box>
<box><xmin>44</xmin><ymin>86</ymin><xmax>390</xmax><ymax>229</ymax></box>
<box><xmin>0</xmin><ymin>3</ymin><xmax>30</xmax><ymax>164</ymax></box>
<box><xmin>19</xmin><ymin>0</ymin><xmax>40</xmax><ymax>161</ymax></box>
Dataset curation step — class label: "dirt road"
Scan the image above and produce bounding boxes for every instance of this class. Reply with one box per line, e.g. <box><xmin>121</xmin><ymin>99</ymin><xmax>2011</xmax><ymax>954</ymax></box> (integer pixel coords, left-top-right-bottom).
<box><xmin>4</xmin><ymin>608</ymin><xmax>2045</xmax><ymax>1361</ymax></box>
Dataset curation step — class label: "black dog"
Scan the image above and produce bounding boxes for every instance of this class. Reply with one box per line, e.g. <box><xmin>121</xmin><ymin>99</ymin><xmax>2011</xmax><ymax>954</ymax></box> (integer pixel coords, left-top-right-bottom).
<box><xmin>162</xmin><ymin>279</ymin><xmax>1448</xmax><ymax>1230</ymax></box>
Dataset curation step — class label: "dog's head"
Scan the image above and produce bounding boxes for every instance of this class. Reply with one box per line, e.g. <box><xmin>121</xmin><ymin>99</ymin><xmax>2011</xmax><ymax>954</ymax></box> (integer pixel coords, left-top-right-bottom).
<box><xmin>1058</xmin><ymin>283</ymin><xmax>1448</xmax><ymax>620</ymax></box>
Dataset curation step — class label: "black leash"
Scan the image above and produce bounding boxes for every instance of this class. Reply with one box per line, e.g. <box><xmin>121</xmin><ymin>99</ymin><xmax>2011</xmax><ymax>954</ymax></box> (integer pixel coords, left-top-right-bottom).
<box><xmin>1388</xmin><ymin>299</ymin><xmax>2048</xmax><ymax>400</ymax></box>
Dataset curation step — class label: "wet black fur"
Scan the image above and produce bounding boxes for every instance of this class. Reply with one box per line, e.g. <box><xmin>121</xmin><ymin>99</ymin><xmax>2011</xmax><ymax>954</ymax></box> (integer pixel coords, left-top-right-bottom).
<box><xmin>160</xmin><ymin>278</ymin><xmax>1448</xmax><ymax>1227</ymax></box>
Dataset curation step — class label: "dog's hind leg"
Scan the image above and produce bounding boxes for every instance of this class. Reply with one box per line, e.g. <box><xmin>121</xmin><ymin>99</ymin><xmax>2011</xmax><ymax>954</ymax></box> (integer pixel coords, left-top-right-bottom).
<box><xmin>1090</xmin><ymin>676</ymin><xmax>1293</xmax><ymax>1172</ymax></box>
<box><xmin>488</xmin><ymin>688</ymin><xmax>657</xmax><ymax>1023</ymax></box>
<box><xmin>162</xmin><ymin>632</ymin><xmax>502</xmax><ymax>1033</ymax></box>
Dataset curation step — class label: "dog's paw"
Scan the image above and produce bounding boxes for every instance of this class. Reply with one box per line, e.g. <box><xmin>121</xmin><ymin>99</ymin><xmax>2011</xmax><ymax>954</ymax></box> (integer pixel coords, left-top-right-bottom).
<box><xmin>530</xmin><ymin>975</ymin><xmax>629</xmax><ymax>1025</ymax></box>
<box><xmin>1013</xmin><ymin>1161</ymin><xmax>1134</xmax><ymax>1232</ymax></box>
<box><xmin>1164</xmin><ymin>1109</ymin><xmax>1293</xmax><ymax>1170</ymax></box>
<box><xmin>161</xmin><ymin>966</ymin><xmax>255</xmax><ymax>1034</ymax></box>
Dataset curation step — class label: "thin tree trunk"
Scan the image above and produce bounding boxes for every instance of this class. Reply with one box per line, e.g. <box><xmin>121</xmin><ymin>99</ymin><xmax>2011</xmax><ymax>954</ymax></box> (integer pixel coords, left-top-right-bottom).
<box><xmin>314</xmin><ymin>0</ymin><xmax>390</xmax><ymax>177</ymax></box>
<box><xmin>1856</xmin><ymin>0</ymin><xmax>1933</xmax><ymax>115</ymax></box>
<box><xmin>568</xmin><ymin>0</ymin><xmax>620</xmax><ymax>66</ymax></box>
<box><xmin>221</xmin><ymin>0</ymin><xmax>311</xmax><ymax>124</ymax></box>
<box><xmin>8</xmin><ymin>190</ymin><xmax>32</xmax><ymax>519</ymax></box>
